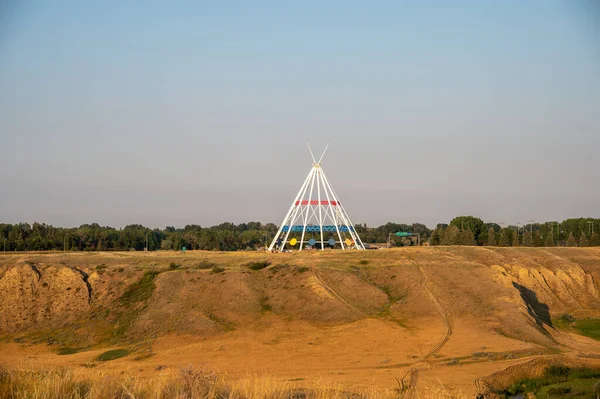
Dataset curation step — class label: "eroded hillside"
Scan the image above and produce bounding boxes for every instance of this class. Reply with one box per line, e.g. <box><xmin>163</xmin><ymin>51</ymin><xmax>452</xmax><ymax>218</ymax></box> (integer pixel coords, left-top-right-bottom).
<box><xmin>1</xmin><ymin>247</ymin><xmax>600</xmax><ymax>397</ymax></box>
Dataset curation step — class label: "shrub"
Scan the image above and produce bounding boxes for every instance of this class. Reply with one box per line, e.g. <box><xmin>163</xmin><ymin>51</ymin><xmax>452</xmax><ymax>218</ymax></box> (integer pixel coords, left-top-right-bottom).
<box><xmin>96</xmin><ymin>349</ymin><xmax>129</xmax><ymax>362</ymax></box>
<box><xmin>544</xmin><ymin>365</ymin><xmax>571</xmax><ymax>382</ymax></box>
<box><xmin>247</xmin><ymin>261</ymin><xmax>271</xmax><ymax>271</ymax></box>
<box><xmin>194</xmin><ymin>261</ymin><xmax>215</xmax><ymax>269</ymax></box>
<box><xmin>211</xmin><ymin>265</ymin><xmax>225</xmax><ymax>274</ymax></box>
<box><xmin>557</xmin><ymin>314</ymin><xmax>575</xmax><ymax>322</ymax></box>
<box><xmin>57</xmin><ymin>347</ymin><xmax>81</xmax><ymax>355</ymax></box>
<box><xmin>359</xmin><ymin>260</ymin><xmax>369</xmax><ymax>265</ymax></box>
<box><xmin>169</xmin><ymin>262</ymin><xmax>180</xmax><ymax>270</ymax></box>
<box><xmin>297</xmin><ymin>266</ymin><xmax>309</xmax><ymax>273</ymax></box>
<box><xmin>95</xmin><ymin>264</ymin><xmax>107</xmax><ymax>271</ymax></box>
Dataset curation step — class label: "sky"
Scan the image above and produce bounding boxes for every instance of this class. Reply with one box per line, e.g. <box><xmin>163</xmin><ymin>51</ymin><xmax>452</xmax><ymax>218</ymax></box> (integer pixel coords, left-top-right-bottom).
<box><xmin>0</xmin><ymin>1</ymin><xmax>599</xmax><ymax>229</ymax></box>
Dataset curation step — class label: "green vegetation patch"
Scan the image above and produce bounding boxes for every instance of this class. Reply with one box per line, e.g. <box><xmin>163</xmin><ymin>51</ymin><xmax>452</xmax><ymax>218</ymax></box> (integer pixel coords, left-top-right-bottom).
<box><xmin>118</xmin><ymin>270</ymin><xmax>160</xmax><ymax>305</ymax></box>
<box><xmin>168</xmin><ymin>262</ymin><xmax>180</xmax><ymax>270</ymax></box>
<box><xmin>57</xmin><ymin>347</ymin><xmax>84</xmax><ymax>355</ymax></box>
<box><xmin>194</xmin><ymin>261</ymin><xmax>215</xmax><ymax>269</ymax></box>
<box><xmin>211</xmin><ymin>265</ymin><xmax>225</xmax><ymax>274</ymax></box>
<box><xmin>500</xmin><ymin>365</ymin><xmax>600</xmax><ymax>398</ymax></box>
<box><xmin>95</xmin><ymin>264</ymin><xmax>107</xmax><ymax>271</ymax></box>
<box><xmin>573</xmin><ymin>319</ymin><xmax>600</xmax><ymax>341</ymax></box>
<box><xmin>359</xmin><ymin>260</ymin><xmax>369</xmax><ymax>265</ymax></box>
<box><xmin>96</xmin><ymin>349</ymin><xmax>129</xmax><ymax>362</ymax></box>
<box><xmin>247</xmin><ymin>261</ymin><xmax>271</xmax><ymax>270</ymax></box>
<box><xmin>553</xmin><ymin>315</ymin><xmax>600</xmax><ymax>341</ymax></box>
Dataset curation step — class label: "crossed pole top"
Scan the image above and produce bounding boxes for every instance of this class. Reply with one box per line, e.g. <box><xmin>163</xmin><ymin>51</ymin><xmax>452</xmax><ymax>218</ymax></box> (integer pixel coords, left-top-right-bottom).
<box><xmin>307</xmin><ymin>142</ymin><xmax>329</xmax><ymax>167</ymax></box>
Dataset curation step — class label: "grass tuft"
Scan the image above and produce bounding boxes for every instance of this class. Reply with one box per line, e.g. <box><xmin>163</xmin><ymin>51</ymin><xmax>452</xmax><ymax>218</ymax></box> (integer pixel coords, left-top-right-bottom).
<box><xmin>247</xmin><ymin>261</ymin><xmax>271</xmax><ymax>271</ymax></box>
<box><xmin>211</xmin><ymin>265</ymin><xmax>225</xmax><ymax>274</ymax></box>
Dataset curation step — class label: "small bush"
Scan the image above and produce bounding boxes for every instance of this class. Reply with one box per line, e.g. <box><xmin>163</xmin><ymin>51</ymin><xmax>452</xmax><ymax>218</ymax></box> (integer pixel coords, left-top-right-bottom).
<box><xmin>545</xmin><ymin>365</ymin><xmax>571</xmax><ymax>381</ymax></box>
<box><xmin>547</xmin><ymin>387</ymin><xmax>571</xmax><ymax>396</ymax></box>
<box><xmin>169</xmin><ymin>262</ymin><xmax>180</xmax><ymax>270</ymax></box>
<box><xmin>359</xmin><ymin>260</ymin><xmax>369</xmax><ymax>265</ymax></box>
<box><xmin>95</xmin><ymin>264</ymin><xmax>107</xmax><ymax>271</ymax></box>
<box><xmin>211</xmin><ymin>265</ymin><xmax>225</xmax><ymax>274</ymax></box>
<box><xmin>57</xmin><ymin>347</ymin><xmax>81</xmax><ymax>355</ymax></box>
<box><xmin>247</xmin><ymin>261</ymin><xmax>271</xmax><ymax>271</ymax></box>
<box><xmin>297</xmin><ymin>266</ymin><xmax>309</xmax><ymax>273</ymax></box>
<box><xmin>557</xmin><ymin>313</ymin><xmax>575</xmax><ymax>322</ymax></box>
<box><xmin>195</xmin><ymin>261</ymin><xmax>215</xmax><ymax>269</ymax></box>
<box><xmin>260</xmin><ymin>296</ymin><xmax>272</xmax><ymax>312</ymax></box>
<box><xmin>97</xmin><ymin>349</ymin><xmax>129</xmax><ymax>362</ymax></box>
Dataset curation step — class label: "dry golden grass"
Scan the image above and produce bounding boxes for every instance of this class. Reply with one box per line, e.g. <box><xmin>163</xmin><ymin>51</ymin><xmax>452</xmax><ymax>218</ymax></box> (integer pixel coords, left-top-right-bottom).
<box><xmin>0</xmin><ymin>366</ymin><xmax>407</xmax><ymax>399</ymax></box>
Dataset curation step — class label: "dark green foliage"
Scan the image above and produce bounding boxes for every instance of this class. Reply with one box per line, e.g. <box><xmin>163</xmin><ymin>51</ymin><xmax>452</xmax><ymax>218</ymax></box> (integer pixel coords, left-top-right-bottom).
<box><xmin>359</xmin><ymin>260</ymin><xmax>369</xmax><ymax>265</ymax></box>
<box><xmin>96</xmin><ymin>349</ymin><xmax>129</xmax><ymax>362</ymax></box>
<box><xmin>450</xmin><ymin>216</ymin><xmax>484</xmax><ymax>241</ymax></box>
<box><xmin>545</xmin><ymin>231</ymin><xmax>555</xmax><ymax>247</ymax></box>
<box><xmin>498</xmin><ymin>229</ymin><xmax>510</xmax><ymax>247</ymax></box>
<box><xmin>168</xmin><ymin>262</ymin><xmax>180</xmax><ymax>270</ymax></box>
<box><xmin>441</xmin><ymin>225</ymin><xmax>460</xmax><ymax>245</ymax></box>
<box><xmin>247</xmin><ymin>261</ymin><xmax>271</xmax><ymax>270</ymax></box>
<box><xmin>500</xmin><ymin>365</ymin><xmax>600</xmax><ymax>396</ymax></box>
<box><xmin>545</xmin><ymin>365</ymin><xmax>571</xmax><ymax>381</ymax></box>
<box><xmin>580</xmin><ymin>232</ymin><xmax>590</xmax><ymax>247</ymax></box>
<box><xmin>487</xmin><ymin>227</ymin><xmax>497</xmax><ymax>246</ymax></box>
<box><xmin>95</xmin><ymin>264</ymin><xmax>107</xmax><ymax>271</ymax></box>
<box><xmin>296</xmin><ymin>266</ymin><xmax>309</xmax><ymax>273</ymax></box>
<box><xmin>511</xmin><ymin>230</ymin><xmax>520</xmax><ymax>246</ymax></box>
<box><xmin>211</xmin><ymin>265</ymin><xmax>225</xmax><ymax>274</ymax></box>
<box><xmin>428</xmin><ymin>229</ymin><xmax>441</xmax><ymax>246</ymax></box>
<box><xmin>1</xmin><ymin>218</ymin><xmax>598</xmax><ymax>250</ymax></box>
<box><xmin>522</xmin><ymin>231</ymin><xmax>533</xmax><ymax>247</ymax></box>
<box><xmin>459</xmin><ymin>228</ymin><xmax>476</xmax><ymax>246</ymax></box>
<box><xmin>533</xmin><ymin>232</ymin><xmax>543</xmax><ymax>247</ymax></box>
<box><xmin>567</xmin><ymin>232</ymin><xmax>578</xmax><ymax>247</ymax></box>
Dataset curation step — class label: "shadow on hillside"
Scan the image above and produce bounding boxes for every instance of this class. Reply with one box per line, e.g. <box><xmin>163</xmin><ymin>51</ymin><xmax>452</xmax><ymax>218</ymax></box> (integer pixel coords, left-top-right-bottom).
<box><xmin>512</xmin><ymin>282</ymin><xmax>553</xmax><ymax>331</ymax></box>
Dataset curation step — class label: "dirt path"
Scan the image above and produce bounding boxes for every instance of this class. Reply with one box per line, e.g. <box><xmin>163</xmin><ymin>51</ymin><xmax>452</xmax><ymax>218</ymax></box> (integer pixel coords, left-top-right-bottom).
<box><xmin>310</xmin><ymin>267</ymin><xmax>365</xmax><ymax>318</ymax></box>
<box><xmin>399</xmin><ymin>267</ymin><xmax>453</xmax><ymax>397</ymax></box>
<box><xmin>418</xmin><ymin>266</ymin><xmax>452</xmax><ymax>360</ymax></box>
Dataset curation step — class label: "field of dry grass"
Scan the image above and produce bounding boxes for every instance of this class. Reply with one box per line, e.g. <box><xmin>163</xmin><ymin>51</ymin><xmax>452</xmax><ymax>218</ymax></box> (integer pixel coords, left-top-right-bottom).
<box><xmin>1</xmin><ymin>247</ymin><xmax>600</xmax><ymax>398</ymax></box>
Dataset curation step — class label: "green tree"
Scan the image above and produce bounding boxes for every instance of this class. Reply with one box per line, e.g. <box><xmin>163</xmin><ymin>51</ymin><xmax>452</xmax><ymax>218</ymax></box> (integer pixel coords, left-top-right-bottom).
<box><xmin>450</xmin><ymin>216</ymin><xmax>484</xmax><ymax>243</ymax></box>
<box><xmin>522</xmin><ymin>231</ymin><xmax>533</xmax><ymax>247</ymax></box>
<box><xmin>459</xmin><ymin>228</ymin><xmax>476</xmax><ymax>246</ymax></box>
<box><xmin>498</xmin><ymin>229</ymin><xmax>510</xmax><ymax>247</ymax></box>
<box><xmin>486</xmin><ymin>227</ymin><xmax>497</xmax><ymax>246</ymax></box>
<box><xmin>591</xmin><ymin>233</ymin><xmax>600</xmax><ymax>247</ymax></box>
<box><xmin>441</xmin><ymin>225</ymin><xmax>460</xmax><ymax>245</ymax></box>
<box><xmin>533</xmin><ymin>231</ymin><xmax>543</xmax><ymax>247</ymax></box>
<box><xmin>429</xmin><ymin>229</ymin><xmax>441</xmax><ymax>246</ymax></box>
<box><xmin>580</xmin><ymin>232</ymin><xmax>590</xmax><ymax>247</ymax></box>
<box><xmin>566</xmin><ymin>232</ymin><xmax>577</xmax><ymax>247</ymax></box>
<box><xmin>511</xmin><ymin>230</ymin><xmax>520</xmax><ymax>247</ymax></box>
<box><xmin>544</xmin><ymin>230</ymin><xmax>554</xmax><ymax>247</ymax></box>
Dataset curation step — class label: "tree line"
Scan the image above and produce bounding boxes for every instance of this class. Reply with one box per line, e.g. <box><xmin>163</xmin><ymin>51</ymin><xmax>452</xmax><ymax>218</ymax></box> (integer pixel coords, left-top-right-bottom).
<box><xmin>428</xmin><ymin>216</ymin><xmax>600</xmax><ymax>247</ymax></box>
<box><xmin>0</xmin><ymin>217</ymin><xmax>598</xmax><ymax>251</ymax></box>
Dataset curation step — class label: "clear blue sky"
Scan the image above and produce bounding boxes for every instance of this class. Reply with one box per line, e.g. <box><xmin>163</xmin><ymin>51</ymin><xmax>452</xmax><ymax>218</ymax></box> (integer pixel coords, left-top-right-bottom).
<box><xmin>1</xmin><ymin>1</ymin><xmax>599</xmax><ymax>228</ymax></box>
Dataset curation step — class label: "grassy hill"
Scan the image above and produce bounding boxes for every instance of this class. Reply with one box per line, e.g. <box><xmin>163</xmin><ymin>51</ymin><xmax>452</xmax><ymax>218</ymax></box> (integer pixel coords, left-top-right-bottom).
<box><xmin>1</xmin><ymin>247</ymin><xmax>600</xmax><ymax>398</ymax></box>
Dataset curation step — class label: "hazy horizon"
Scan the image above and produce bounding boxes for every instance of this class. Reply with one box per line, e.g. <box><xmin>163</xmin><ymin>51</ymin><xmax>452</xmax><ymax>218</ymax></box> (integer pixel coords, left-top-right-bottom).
<box><xmin>1</xmin><ymin>1</ymin><xmax>599</xmax><ymax>229</ymax></box>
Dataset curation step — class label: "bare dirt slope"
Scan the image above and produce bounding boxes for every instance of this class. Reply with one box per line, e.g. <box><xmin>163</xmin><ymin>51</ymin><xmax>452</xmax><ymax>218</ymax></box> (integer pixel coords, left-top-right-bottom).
<box><xmin>1</xmin><ymin>247</ymin><xmax>600</xmax><ymax>397</ymax></box>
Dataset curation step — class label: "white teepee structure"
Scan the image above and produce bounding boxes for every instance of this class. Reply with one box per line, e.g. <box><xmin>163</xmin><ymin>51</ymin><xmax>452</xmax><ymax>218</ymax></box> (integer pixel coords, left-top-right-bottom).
<box><xmin>268</xmin><ymin>144</ymin><xmax>365</xmax><ymax>251</ymax></box>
